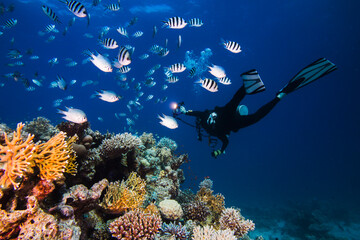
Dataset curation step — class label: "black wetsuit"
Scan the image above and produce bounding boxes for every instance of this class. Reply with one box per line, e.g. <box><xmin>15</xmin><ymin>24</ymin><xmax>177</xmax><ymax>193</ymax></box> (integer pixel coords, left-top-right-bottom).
<box><xmin>185</xmin><ymin>86</ymin><xmax>280</xmax><ymax>153</ymax></box>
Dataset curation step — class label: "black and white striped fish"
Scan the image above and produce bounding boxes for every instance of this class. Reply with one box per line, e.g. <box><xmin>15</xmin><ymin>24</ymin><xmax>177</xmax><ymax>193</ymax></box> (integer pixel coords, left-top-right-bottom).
<box><xmin>2</xmin><ymin>18</ymin><xmax>17</xmax><ymax>29</ymax></box>
<box><xmin>132</xmin><ymin>31</ymin><xmax>143</xmax><ymax>38</ymax></box>
<box><xmin>188</xmin><ymin>67</ymin><xmax>197</xmax><ymax>78</ymax></box>
<box><xmin>118</xmin><ymin>46</ymin><xmax>132</xmax><ymax>66</ymax></box>
<box><xmin>222</xmin><ymin>39</ymin><xmax>241</xmax><ymax>53</ymax></box>
<box><xmin>188</xmin><ymin>18</ymin><xmax>203</xmax><ymax>27</ymax></box>
<box><xmin>118</xmin><ymin>66</ymin><xmax>131</xmax><ymax>74</ymax></box>
<box><xmin>100</xmin><ymin>38</ymin><xmax>118</xmax><ymax>49</ymax></box>
<box><xmin>162</xmin><ymin>16</ymin><xmax>187</xmax><ymax>29</ymax></box>
<box><xmin>198</xmin><ymin>78</ymin><xmax>218</xmax><ymax>92</ymax></box>
<box><xmin>106</xmin><ymin>3</ymin><xmax>120</xmax><ymax>11</ymax></box>
<box><xmin>42</xmin><ymin>5</ymin><xmax>61</xmax><ymax>24</ymax></box>
<box><xmin>166</xmin><ymin>76</ymin><xmax>179</xmax><ymax>83</ymax></box>
<box><xmin>217</xmin><ymin>77</ymin><xmax>232</xmax><ymax>85</ymax></box>
<box><xmin>60</xmin><ymin>0</ymin><xmax>90</xmax><ymax>26</ymax></box>
<box><xmin>117</xmin><ymin>27</ymin><xmax>128</xmax><ymax>38</ymax></box>
<box><xmin>168</xmin><ymin>63</ymin><xmax>186</xmax><ymax>73</ymax></box>
<box><xmin>44</xmin><ymin>24</ymin><xmax>56</xmax><ymax>33</ymax></box>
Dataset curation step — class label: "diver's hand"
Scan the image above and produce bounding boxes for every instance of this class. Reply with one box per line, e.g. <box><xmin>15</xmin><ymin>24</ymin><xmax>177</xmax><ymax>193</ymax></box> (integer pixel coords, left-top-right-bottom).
<box><xmin>179</xmin><ymin>106</ymin><xmax>187</xmax><ymax>114</ymax></box>
<box><xmin>211</xmin><ymin>149</ymin><xmax>223</xmax><ymax>158</ymax></box>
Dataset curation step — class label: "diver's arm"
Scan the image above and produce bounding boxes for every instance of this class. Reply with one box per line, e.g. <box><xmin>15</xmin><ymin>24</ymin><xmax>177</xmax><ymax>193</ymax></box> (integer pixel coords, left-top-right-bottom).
<box><xmin>184</xmin><ymin>110</ymin><xmax>204</xmax><ymax>117</ymax></box>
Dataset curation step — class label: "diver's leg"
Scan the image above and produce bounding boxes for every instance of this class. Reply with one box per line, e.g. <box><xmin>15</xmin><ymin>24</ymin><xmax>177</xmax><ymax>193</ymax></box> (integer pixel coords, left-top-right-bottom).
<box><xmin>233</xmin><ymin>97</ymin><xmax>280</xmax><ymax>130</ymax></box>
<box><xmin>223</xmin><ymin>85</ymin><xmax>246</xmax><ymax>111</ymax></box>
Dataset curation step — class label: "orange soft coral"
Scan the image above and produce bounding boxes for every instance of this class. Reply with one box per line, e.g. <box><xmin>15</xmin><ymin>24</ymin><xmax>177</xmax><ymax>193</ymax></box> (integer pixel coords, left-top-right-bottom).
<box><xmin>101</xmin><ymin>172</ymin><xmax>146</xmax><ymax>214</ymax></box>
<box><xmin>33</xmin><ymin>132</ymin><xmax>70</xmax><ymax>182</ymax></box>
<box><xmin>0</xmin><ymin>123</ymin><xmax>35</xmax><ymax>190</ymax></box>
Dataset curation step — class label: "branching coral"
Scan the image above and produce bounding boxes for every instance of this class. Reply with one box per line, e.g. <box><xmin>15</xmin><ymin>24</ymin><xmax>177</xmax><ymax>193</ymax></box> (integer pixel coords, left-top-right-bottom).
<box><xmin>192</xmin><ymin>225</ymin><xmax>236</xmax><ymax>240</ymax></box>
<box><xmin>23</xmin><ymin>117</ymin><xmax>59</xmax><ymax>142</ymax></box>
<box><xmin>101</xmin><ymin>172</ymin><xmax>146</xmax><ymax>214</ymax></box>
<box><xmin>160</xmin><ymin>222</ymin><xmax>190</xmax><ymax>240</ymax></box>
<box><xmin>183</xmin><ymin>199</ymin><xmax>211</xmax><ymax>223</ymax></box>
<box><xmin>196</xmin><ymin>187</ymin><xmax>225</xmax><ymax>224</ymax></box>
<box><xmin>100</xmin><ymin>132</ymin><xmax>142</xmax><ymax>159</ymax></box>
<box><xmin>109</xmin><ymin>208</ymin><xmax>162</xmax><ymax>240</ymax></box>
<box><xmin>0</xmin><ymin>123</ymin><xmax>35</xmax><ymax>190</ymax></box>
<box><xmin>32</xmin><ymin>131</ymin><xmax>71</xmax><ymax>182</ymax></box>
<box><xmin>219</xmin><ymin>207</ymin><xmax>255</xmax><ymax>238</ymax></box>
<box><xmin>140</xmin><ymin>132</ymin><xmax>156</xmax><ymax>149</ymax></box>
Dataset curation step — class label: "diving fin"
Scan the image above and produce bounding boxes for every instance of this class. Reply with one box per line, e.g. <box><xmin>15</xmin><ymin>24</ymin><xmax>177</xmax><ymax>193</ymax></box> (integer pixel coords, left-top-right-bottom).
<box><xmin>279</xmin><ymin>58</ymin><xmax>337</xmax><ymax>94</ymax></box>
<box><xmin>241</xmin><ymin>69</ymin><xmax>265</xmax><ymax>95</ymax></box>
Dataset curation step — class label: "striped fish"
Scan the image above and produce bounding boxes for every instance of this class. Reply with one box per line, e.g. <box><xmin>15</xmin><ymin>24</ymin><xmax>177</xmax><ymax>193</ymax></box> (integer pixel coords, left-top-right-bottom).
<box><xmin>222</xmin><ymin>39</ymin><xmax>241</xmax><ymax>53</ymax></box>
<box><xmin>42</xmin><ymin>5</ymin><xmax>61</xmax><ymax>24</ymax></box>
<box><xmin>217</xmin><ymin>77</ymin><xmax>232</xmax><ymax>85</ymax></box>
<box><xmin>188</xmin><ymin>67</ymin><xmax>197</xmax><ymax>77</ymax></box>
<box><xmin>118</xmin><ymin>46</ymin><xmax>132</xmax><ymax>66</ymax></box>
<box><xmin>188</xmin><ymin>18</ymin><xmax>203</xmax><ymax>27</ymax></box>
<box><xmin>44</xmin><ymin>24</ymin><xmax>56</xmax><ymax>33</ymax></box>
<box><xmin>106</xmin><ymin>3</ymin><xmax>120</xmax><ymax>11</ymax></box>
<box><xmin>168</xmin><ymin>63</ymin><xmax>186</xmax><ymax>73</ymax></box>
<box><xmin>166</xmin><ymin>76</ymin><xmax>179</xmax><ymax>83</ymax></box>
<box><xmin>198</xmin><ymin>78</ymin><xmax>218</xmax><ymax>92</ymax></box>
<box><xmin>2</xmin><ymin>18</ymin><xmax>17</xmax><ymax>29</ymax></box>
<box><xmin>162</xmin><ymin>16</ymin><xmax>187</xmax><ymax>29</ymax></box>
<box><xmin>61</xmin><ymin>0</ymin><xmax>90</xmax><ymax>26</ymax></box>
<box><xmin>118</xmin><ymin>66</ymin><xmax>131</xmax><ymax>74</ymax></box>
<box><xmin>132</xmin><ymin>31</ymin><xmax>143</xmax><ymax>38</ymax></box>
<box><xmin>117</xmin><ymin>27</ymin><xmax>128</xmax><ymax>38</ymax></box>
<box><xmin>100</xmin><ymin>38</ymin><xmax>118</xmax><ymax>49</ymax></box>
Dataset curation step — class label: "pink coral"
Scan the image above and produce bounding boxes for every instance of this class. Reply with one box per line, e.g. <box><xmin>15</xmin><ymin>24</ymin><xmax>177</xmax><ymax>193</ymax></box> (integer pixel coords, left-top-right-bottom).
<box><xmin>219</xmin><ymin>207</ymin><xmax>255</xmax><ymax>238</ymax></box>
<box><xmin>109</xmin><ymin>209</ymin><xmax>162</xmax><ymax>240</ymax></box>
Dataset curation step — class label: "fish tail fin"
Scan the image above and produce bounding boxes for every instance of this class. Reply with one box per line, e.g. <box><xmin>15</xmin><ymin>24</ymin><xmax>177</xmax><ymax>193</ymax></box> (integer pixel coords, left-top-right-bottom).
<box><xmin>86</xmin><ymin>13</ymin><xmax>90</xmax><ymax>27</ymax></box>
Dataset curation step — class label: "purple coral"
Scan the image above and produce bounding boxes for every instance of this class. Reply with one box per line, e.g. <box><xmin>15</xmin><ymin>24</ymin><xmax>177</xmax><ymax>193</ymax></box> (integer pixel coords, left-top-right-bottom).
<box><xmin>160</xmin><ymin>222</ymin><xmax>190</xmax><ymax>240</ymax></box>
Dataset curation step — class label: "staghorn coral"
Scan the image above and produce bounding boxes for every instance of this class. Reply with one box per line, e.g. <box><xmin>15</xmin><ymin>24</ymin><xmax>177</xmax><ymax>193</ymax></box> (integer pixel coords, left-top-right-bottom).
<box><xmin>0</xmin><ymin>123</ymin><xmax>35</xmax><ymax>190</ymax></box>
<box><xmin>192</xmin><ymin>225</ymin><xmax>236</xmax><ymax>240</ymax></box>
<box><xmin>219</xmin><ymin>207</ymin><xmax>255</xmax><ymax>238</ymax></box>
<box><xmin>32</xmin><ymin>131</ymin><xmax>71</xmax><ymax>182</ymax></box>
<box><xmin>160</xmin><ymin>222</ymin><xmax>190</xmax><ymax>240</ymax></box>
<box><xmin>100</xmin><ymin>132</ymin><xmax>141</xmax><ymax>159</ymax></box>
<box><xmin>101</xmin><ymin>172</ymin><xmax>146</xmax><ymax>214</ymax></box>
<box><xmin>108</xmin><ymin>208</ymin><xmax>162</xmax><ymax>240</ymax></box>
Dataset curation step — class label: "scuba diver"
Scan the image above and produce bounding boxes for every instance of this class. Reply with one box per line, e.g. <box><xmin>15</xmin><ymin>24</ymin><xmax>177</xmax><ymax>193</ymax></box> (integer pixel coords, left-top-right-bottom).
<box><xmin>173</xmin><ymin>58</ymin><xmax>337</xmax><ymax>158</ymax></box>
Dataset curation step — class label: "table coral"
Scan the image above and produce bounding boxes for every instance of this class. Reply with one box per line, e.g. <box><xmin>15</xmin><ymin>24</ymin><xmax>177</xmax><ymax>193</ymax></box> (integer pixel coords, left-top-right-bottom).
<box><xmin>109</xmin><ymin>208</ymin><xmax>162</xmax><ymax>240</ymax></box>
<box><xmin>0</xmin><ymin>123</ymin><xmax>35</xmax><ymax>190</ymax></box>
<box><xmin>101</xmin><ymin>172</ymin><xmax>146</xmax><ymax>214</ymax></box>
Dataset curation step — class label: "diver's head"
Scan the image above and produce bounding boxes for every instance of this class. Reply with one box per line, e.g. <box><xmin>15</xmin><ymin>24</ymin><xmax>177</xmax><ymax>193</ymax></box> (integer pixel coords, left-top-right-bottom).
<box><xmin>207</xmin><ymin>112</ymin><xmax>217</xmax><ymax>126</ymax></box>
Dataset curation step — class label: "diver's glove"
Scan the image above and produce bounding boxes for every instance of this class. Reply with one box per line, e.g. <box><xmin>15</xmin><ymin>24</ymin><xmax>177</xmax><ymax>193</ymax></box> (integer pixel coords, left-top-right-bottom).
<box><xmin>211</xmin><ymin>149</ymin><xmax>223</xmax><ymax>158</ymax></box>
<box><xmin>179</xmin><ymin>106</ymin><xmax>187</xmax><ymax>114</ymax></box>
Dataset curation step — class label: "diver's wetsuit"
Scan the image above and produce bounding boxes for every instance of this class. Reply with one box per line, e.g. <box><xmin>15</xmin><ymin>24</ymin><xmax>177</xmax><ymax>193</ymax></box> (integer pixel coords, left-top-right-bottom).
<box><xmin>185</xmin><ymin>86</ymin><xmax>280</xmax><ymax>153</ymax></box>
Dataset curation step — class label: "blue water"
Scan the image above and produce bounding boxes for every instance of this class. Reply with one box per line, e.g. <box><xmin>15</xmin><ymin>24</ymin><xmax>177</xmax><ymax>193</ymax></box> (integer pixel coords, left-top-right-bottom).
<box><xmin>1</xmin><ymin>0</ymin><xmax>360</xmax><ymax>238</ymax></box>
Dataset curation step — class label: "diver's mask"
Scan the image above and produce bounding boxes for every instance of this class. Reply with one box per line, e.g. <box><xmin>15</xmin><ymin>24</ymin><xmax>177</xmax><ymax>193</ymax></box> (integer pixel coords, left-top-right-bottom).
<box><xmin>207</xmin><ymin>112</ymin><xmax>217</xmax><ymax>126</ymax></box>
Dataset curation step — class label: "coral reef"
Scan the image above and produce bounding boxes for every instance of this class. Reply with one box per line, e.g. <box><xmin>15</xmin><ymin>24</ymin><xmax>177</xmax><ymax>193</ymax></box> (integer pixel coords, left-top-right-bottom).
<box><xmin>0</xmin><ymin>120</ymin><xmax>256</xmax><ymax>240</ymax></box>
<box><xmin>219</xmin><ymin>207</ymin><xmax>255</xmax><ymax>238</ymax></box>
<box><xmin>101</xmin><ymin>172</ymin><xmax>146</xmax><ymax>214</ymax></box>
<box><xmin>0</xmin><ymin>123</ymin><xmax>35</xmax><ymax>190</ymax></box>
<box><xmin>158</xmin><ymin>199</ymin><xmax>183</xmax><ymax>221</ymax></box>
<box><xmin>108</xmin><ymin>208</ymin><xmax>162</xmax><ymax>240</ymax></box>
<box><xmin>100</xmin><ymin>132</ymin><xmax>141</xmax><ymax>159</ymax></box>
<box><xmin>24</xmin><ymin>117</ymin><xmax>59</xmax><ymax>142</ymax></box>
<box><xmin>192</xmin><ymin>225</ymin><xmax>236</xmax><ymax>240</ymax></box>
<box><xmin>160</xmin><ymin>222</ymin><xmax>190</xmax><ymax>240</ymax></box>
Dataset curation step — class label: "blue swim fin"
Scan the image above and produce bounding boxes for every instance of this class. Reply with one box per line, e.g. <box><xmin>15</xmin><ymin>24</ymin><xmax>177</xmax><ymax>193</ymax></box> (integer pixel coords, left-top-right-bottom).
<box><xmin>280</xmin><ymin>58</ymin><xmax>337</xmax><ymax>94</ymax></box>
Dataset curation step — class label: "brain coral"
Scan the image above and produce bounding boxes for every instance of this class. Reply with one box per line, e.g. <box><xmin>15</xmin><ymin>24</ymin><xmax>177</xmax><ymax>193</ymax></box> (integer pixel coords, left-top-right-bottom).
<box><xmin>158</xmin><ymin>199</ymin><xmax>183</xmax><ymax>221</ymax></box>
